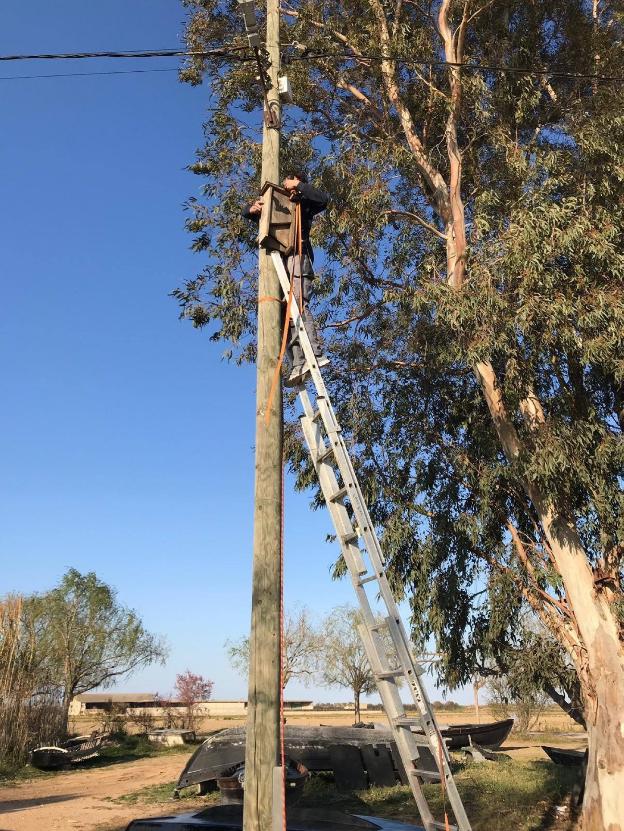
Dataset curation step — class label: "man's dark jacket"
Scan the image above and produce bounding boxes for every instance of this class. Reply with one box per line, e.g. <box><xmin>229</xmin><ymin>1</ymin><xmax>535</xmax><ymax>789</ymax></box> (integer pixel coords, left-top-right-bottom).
<box><xmin>243</xmin><ymin>182</ymin><xmax>329</xmax><ymax>266</ymax></box>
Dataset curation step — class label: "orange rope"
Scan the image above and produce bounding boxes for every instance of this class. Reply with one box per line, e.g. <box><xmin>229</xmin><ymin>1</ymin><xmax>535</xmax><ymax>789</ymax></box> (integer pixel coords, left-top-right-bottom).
<box><xmin>279</xmin><ymin>453</ymin><xmax>286</xmax><ymax>831</ymax></box>
<box><xmin>437</xmin><ymin>730</ymin><xmax>451</xmax><ymax>831</ymax></box>
<box><xmin>297</xmin><ymin>208</ymin><xmax>304</xmax><ymax>313</ymax></box>
<box><xmin>263</xmin><ymin>202</ymin><xmax>302</xmax><ymax>427</ymax></box>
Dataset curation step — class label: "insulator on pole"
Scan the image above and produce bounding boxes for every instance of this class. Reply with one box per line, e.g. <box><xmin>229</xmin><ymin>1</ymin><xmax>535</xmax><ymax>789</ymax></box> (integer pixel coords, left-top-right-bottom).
<box><xmin>237</xmin><ymin>0</ymin><xmax>260</xmax><ymax>49</ymax></box>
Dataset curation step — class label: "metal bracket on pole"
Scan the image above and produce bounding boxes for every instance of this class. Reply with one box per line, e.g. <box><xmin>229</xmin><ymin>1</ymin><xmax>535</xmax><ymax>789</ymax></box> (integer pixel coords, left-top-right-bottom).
<box><xmin>237</xmin><ymin>0</ymin><xmax>280</xmax><ymax>128</ymax></box>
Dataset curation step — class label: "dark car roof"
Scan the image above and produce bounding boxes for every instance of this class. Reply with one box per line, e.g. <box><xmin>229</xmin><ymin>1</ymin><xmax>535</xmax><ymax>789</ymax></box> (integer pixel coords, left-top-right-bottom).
<box><xmin>125</xmin><ymin>805</ymin><xmax>423</xmax><ymax>831</ymax></box>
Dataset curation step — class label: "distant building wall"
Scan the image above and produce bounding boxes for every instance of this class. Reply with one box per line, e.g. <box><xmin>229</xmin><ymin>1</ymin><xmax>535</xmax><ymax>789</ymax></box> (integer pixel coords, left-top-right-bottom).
<box><xmin>70</xmin><ymin>695</ymin><xmax>313</xmax><ymax>718</ymax></box>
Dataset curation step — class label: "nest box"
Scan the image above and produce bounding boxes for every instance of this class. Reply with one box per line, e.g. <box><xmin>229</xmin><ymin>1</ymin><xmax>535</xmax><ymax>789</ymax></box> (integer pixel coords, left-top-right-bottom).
<box><xmin>258</xmin><ymin>182</ymin><xmax>295</xmax><ymax>255</ymax></box>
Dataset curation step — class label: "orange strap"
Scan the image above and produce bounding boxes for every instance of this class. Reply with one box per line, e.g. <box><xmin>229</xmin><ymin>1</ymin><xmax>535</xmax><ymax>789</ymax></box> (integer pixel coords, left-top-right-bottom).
<box><xmin>258</xmin><ymin>295</ymin><xmax>282</xmax><ymax>304</ymax></box>
<box><xmin>437</xmin><ymin>731</ymin><xmax>451</xmax><ymax>831</ymax></box>
<box><xmin>279</xmin><ymin>453</ymin><xmax>286</xmax><ymax>831</ymax></box>
<box><xmin>297</xmin><ymin>207</ymin><xmax>304</xmax><ymax>312</ymax></box>
<box><xmin>263</xmin><ymin>202</ymin><xmax>303</xmax><ymax>427</ymax></box>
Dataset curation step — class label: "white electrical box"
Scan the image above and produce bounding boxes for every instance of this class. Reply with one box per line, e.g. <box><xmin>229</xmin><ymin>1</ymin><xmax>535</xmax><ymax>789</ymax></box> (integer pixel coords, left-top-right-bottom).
<box><xmin>278</xmin><ymin>75</ymin><xmax>293</xmax><ymax>103</ymax></box>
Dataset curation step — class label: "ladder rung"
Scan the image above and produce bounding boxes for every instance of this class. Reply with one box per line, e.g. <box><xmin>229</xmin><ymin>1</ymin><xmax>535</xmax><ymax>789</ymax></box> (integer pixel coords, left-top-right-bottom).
<box><xmin>432</xmin><ymin>823</ymin><xmax>458</xmax><ymax>831</ymax></box>
<box><xmin>340</xmin><ymin>530</ymin><xmax>359</xmax><ymax>545</ymax></box>
<box><xmin>394</xmin><ymin>717</ymin><xmax>422</xmax><ymax>728</ymax></box>
<box><xmin>375</xmin><ymin>669</ymin><xmax>405</xmax><ymax>680</ymax></box>
<box><xmin>316</xmin><ymin>445</ymin><xmax>335</xmax><ymax>464</ymax></box>
<box><xmin>358</xmin><ymin>573</ymin><xmax>380</xmax><ymax>586</ymax></box>
<box><xmin>409</xmin><ymin>768</ymin><xmax>441</xmax><ymax>780</ymax></box>
<box><xmin>329</xmin><ymin>486</ymin><xmax>348</xmax><ymax>502</ymax></box>
<box><xmin>369</xmin><ymin>620</ymin><xmax>388</xmax><ymax>632</ymax></box>
<box><xmin>311</xmin><ymin>409</ymin><xmax>323</xmax><ymax>422</ymax></box>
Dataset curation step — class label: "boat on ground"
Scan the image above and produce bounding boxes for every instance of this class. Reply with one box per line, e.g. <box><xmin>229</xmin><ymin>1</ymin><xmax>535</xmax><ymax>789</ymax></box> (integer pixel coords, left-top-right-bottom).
<box><xmin>435</xmin><ymin>718</ymin><xmax>514</xmax><ymax>750</ymax></box>
<box><xmin>176</xmin><ymin>719</ymin><xmax>513</xmax><ymax>796</ymax></box>
<box><xmin>29</xmin><ymin>733</ymin><xmax>109</xmax><ymax>770</ymax></box>
<box><xmin>542</xmin><ymin>745</ymin><xmax>587</xmax><ymax>767</ymax></box>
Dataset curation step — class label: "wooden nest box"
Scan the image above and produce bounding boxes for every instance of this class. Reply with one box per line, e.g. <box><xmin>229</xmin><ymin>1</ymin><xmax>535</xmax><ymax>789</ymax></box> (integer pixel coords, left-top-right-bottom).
<box><xmin>258</xmin><ymin>181</ymin><xmax>295</xmax><ymax>255</ymax></box>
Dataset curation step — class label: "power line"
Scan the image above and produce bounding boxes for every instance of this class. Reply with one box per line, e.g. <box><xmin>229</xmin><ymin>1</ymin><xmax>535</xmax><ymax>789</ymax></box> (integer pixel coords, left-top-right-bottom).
<box><xmin>0</xmin><ymin>46</ymin><xmax>249</xmax><ymax>62</ymax></box>
<box><xmin>0</xmin><ymin>45</ymin><xmax>621</xmax><ymax>84</ymax></box>
<box><xmin>0</xmin><ymin>67</ymin><xmax>183</xmax><ymax>81</ymax></box>
<box><xmin>285</xmin><ymin>51</ymin><xmax>624</xmax><ymax>84</ymax></box>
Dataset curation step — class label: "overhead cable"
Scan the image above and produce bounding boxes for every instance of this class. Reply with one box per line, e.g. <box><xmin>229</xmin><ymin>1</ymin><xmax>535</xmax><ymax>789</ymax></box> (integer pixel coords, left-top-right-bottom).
<box><xmin>0</xmin><ymin>45</ymin><xmax>621</xmax><ymax>84</ymax></box>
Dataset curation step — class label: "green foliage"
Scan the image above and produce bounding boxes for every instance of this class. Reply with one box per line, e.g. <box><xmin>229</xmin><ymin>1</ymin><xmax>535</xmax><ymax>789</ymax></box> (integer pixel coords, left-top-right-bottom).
<box><xmin>175</xmin><ymin>0</ymin><xmax>624</xmax><ymax>707</ymax></box>
<box><xmin>1</xmin><ymin>569</ymin><xmax>167</xmax><ymax>740</ymax></box>
<box><xmin>36</xmin><ymin>569</ymin><xmax>168</xmax><ymax>725</ymax></box>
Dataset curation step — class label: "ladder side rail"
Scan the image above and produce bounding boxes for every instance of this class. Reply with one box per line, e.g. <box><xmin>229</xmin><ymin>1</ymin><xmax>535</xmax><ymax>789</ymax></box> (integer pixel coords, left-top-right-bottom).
<box><xmin>384</xmin><ymin>614</ymin><xmax>476</xmax><ymax>830</ymax></box>
<box><xmin>300</xmin><ymin>415</ymin><xmax>367</xmax><ymax>577</ymax></box>
<box><xmin>272</xmin><ymin>251</ymin><xmax>471</xmax><ymax>831</ymax></box>
<box><xmin>302</xmin><ymin>400</ymin><xmax>462</xmax><ymax>829</ymax></box>
<box><xmin>271</xmin><ymin>252</ymin><xmax>335</xmax><ymax>411</ymax></box>
<box><xmin>358</xmin><ymin>627</ymin><xmax>439</xmax><ymax>831</ymax></box>
<box><xmin>270</xmin><ymin>253</ymin><xmax>388</xmax><ymax>576</ymax></box>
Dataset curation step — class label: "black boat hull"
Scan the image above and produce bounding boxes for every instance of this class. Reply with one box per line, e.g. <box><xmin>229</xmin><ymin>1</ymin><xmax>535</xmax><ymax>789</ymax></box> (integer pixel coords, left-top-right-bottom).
<box><xmin>176</xmin><ymin>725</ymin><xmax>437</xmax><ymax>793</ymax></box>
<box><xmin>542</xmin><ymin>746</ymin><xmax>587</xmax><ymax>767</ymax></box>
<box><xmin>439</xmin><ymin>718</ymin><xmax>514</xmax><ymax>750</ymax></box>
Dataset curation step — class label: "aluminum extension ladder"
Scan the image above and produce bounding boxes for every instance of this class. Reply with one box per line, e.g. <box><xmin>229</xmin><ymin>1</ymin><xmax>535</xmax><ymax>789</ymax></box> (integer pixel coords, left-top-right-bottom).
<box><xmin>271</xmin><ymin>251</ymin><xmax>471</xmax><ymax>831</ymax></box>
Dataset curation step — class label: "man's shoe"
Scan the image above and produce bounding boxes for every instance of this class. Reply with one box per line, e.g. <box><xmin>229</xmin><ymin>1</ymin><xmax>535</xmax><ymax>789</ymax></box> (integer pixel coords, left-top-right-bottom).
<box><xmin>315</xmin><ymin>355</ymin><xmax>330</xmax><ymax>370</ymax></box>
<box><xmin>284</xmin><ymin>363</ymin><xmax>310</xmax><ymax>388</ymax></box>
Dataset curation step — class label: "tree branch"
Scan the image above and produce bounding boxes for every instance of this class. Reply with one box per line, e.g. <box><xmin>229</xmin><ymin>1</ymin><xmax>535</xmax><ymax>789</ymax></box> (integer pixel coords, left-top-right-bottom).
<box><xmin>385</xmin><ymin>209</ymin><xmax>448</xmax><ymax>240</ymax></box>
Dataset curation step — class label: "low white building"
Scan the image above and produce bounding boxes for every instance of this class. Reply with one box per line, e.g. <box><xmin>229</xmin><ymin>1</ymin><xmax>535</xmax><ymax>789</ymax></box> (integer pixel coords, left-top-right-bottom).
<box><xmin>69</xmin><ymin>694</ymin><xmax>313</xmax><ymax>717</ymax></box>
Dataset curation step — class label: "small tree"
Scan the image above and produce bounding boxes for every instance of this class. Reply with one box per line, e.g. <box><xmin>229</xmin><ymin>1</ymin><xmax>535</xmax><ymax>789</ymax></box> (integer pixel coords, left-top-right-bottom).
<box><xmin>36</xmin><ymin>569</ymin><xmax>167</xmax><ymax>732</ymax></box>
<box><xmin>226</xmin><ymin>607</ymin><xmax>321</xmax><ymax>689</ymax></box>
<box><xmin>174</xmin><ymin>670</ymin><xmax>213</xmax><ymax>730</ymax></box>
<box><xmin>319</xmin><ymin>606</ymin><xmax>376</xmax><ymax>723</ymax></box>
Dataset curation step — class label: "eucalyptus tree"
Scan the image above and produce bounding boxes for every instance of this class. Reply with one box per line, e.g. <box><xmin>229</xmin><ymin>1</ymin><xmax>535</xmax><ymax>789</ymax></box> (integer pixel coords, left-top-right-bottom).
<box><xmin>175</xmin><ymin>2</ymin><xmax>624</xmax><ymax>826</ymax></box>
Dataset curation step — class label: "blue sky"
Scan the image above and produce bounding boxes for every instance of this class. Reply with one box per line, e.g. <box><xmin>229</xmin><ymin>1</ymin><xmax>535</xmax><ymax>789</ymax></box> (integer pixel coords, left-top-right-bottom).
<box><xmin>0</xmin><ymin>0</ymin><xmax>465</xmax><ymax>706</ymax></box>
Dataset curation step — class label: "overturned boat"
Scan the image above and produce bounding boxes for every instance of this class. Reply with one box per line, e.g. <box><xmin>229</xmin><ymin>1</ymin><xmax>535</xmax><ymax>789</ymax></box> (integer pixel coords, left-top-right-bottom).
<box><xmin>176</xmin><ymin>719</ymin><xmax>514</xmax><ymax>796</ymax></box>
<box><xmin>176</xmin><ymin>724</ymin><xmax>437</xmax><ymax>795</ymax></box>
<box><xmin>29</xmin><ymin>733</ymin><xmax>109</xmax><ymax>770</ymax></box>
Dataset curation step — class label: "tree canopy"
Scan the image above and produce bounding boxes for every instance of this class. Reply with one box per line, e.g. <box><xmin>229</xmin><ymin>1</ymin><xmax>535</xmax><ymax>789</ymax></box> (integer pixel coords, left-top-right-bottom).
<box><xmin>175</xmin><ymin>2</ymin><xmax>624</xmax><ymax>824</ymax></box>
<box><xmin>35</xmin><ymin>568</ymin><xmax>167</xmax><ymax>727</ymax></box>
<box><xmin>319</xmin><ymin>605</ymin><xmax>376</xmax><ymax>721</ymax></box>
<box><xmin>176</xmin><ymin>0</ymin><xmax>622</xmax><ymax>683</ymax></box>
<box><xmin>226</xmin><ymin>606</ymin><xmax>321</xmax><ymax>687</ymax></box>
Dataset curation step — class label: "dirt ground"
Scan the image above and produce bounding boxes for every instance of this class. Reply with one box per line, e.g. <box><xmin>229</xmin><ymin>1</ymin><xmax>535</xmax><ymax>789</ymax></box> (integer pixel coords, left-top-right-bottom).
<box><xmin>0</xmin><ymin>753</ymin><xmax>198</xmax><ymax>831</ymax></box>
<box><xmin>0</xmin><ymin>711</ymin><xmax>587</xmax><ymax>831</ymax></box>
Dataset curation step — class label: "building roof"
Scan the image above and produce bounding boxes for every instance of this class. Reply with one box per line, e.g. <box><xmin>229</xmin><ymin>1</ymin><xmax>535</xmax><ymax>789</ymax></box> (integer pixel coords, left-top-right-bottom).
<box><xmin>73</xmin><ymin>694</ymin><xmax>313</xmax><ymax>705</ymax></box>
<box><xmin>76</xmin><ymin>693</ymin><xmax>158</xmax><ymax>703</ymax></box>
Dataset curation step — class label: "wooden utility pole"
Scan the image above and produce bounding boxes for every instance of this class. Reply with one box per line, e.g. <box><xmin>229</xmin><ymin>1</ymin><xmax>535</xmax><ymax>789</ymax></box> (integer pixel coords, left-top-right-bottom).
<box><xmin>243</xmin><ymin>0</ymin><xmax>282</xmax><ymax>829</ymax></box>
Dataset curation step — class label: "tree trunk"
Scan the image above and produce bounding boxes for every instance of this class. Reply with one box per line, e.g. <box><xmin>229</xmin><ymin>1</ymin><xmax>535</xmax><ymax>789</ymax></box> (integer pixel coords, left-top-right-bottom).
<box><xmin>575</xmin><ymin>599</ymin><xmax>624</xmax><ymax>831</ymax></box>
<box><xmin>61</xmin><ymin>693</ymin><xmax>72</xmax><ymax>737</ymax></box>
<box><xmin>354</xmin><ymin>690</ymin><xmax>361</xmax><ymax>724</ymax></box>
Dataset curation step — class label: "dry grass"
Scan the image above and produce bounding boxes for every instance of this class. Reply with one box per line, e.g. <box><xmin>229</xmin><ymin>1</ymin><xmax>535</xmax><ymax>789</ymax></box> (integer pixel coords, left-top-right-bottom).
<box><xmin>103</xmin><ymin>760</ymin><xmax>581</xmax><ymax>831</ymax></box>
<box><xmin>70</xmin><ymin>705</ymin><xmax>584</xmax><ymax>737</ymax></box>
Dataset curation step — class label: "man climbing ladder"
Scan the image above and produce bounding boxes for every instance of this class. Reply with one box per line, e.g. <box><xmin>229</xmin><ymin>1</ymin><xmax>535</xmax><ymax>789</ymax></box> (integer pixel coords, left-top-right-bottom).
<box><xmin>244</xmin><ymin>167</ymin><xmax>330</xmax><ymax>386</ymax></box>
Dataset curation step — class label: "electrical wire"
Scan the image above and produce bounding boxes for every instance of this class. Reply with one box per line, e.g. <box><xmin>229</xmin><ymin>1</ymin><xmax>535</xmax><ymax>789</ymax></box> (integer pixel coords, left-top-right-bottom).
<box><xmin>0</xmin><ymin>46</ymin><xmax>249</xmax><ymax>61</ymax></box>
<box><xmin>285</xmin><ymin>51</ymin><xmax>624</xmax><ymax>83</ymax></box>
<box><xmin>0</xmin><ymin>67</ymin><xmax>182</xmax><ymax>81</ymax></box>
<box><xmin>0</xmin><ymin>44</ymin><xmax>622</xmax><ymax>84</ymax></box>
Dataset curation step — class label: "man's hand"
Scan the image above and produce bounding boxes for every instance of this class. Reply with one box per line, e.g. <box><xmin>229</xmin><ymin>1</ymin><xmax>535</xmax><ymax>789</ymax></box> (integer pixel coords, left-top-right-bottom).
<box><xmin>248</xmin><ymin>198</ymin><xmax>264</xmax><ymax>216</ymax></box>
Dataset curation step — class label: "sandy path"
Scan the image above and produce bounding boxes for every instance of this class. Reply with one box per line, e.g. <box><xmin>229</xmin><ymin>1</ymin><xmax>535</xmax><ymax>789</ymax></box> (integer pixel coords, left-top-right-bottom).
<box><xmin>0</xmin><ymin>753</ymin><xmax>196</xmax><ymax>831</ymax></box>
